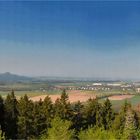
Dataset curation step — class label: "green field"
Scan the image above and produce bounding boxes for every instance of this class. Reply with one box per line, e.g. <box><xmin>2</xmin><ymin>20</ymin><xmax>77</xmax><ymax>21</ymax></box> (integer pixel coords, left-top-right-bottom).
<box><xmin>100</xmin><ymin>95</ymin><xmax>140</xmax><ymax>111</ymax></box>
<box><xmin>0</xmin><ymin>89</ymin><xmax>62</xmax><ymax>99</ymax></box>
<box><xmin>0</xmin><ymin>91</ymin><xmax>46</xmax><ymax>98</ymax></box>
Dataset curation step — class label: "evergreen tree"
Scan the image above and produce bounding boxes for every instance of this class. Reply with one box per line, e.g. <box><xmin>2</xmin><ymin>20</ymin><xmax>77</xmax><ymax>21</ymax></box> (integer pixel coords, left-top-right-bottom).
<box><xmin>71</xmin><ymin>101</ymin><xmax>84</xmax><ymax>132</ymax></box>
<box><xmin>60</xmin><ymin>89</ymin><xmax>69</xmax><ymax>103</ymax></box>
<box><xmin>43</xmin><ymin>116</ymin><xmax>74</xmax><ymax>140</ymax></box>
<box><xmin>122</xmin><ymin>100</ymin><xmax>132</xmax><ymax>113</ymax></box>
<box><xmin>32</xmin><ymin>99</ymin><xmax>45</xmax><ymax>137</ymax></box>
<box><xmin>102</xmin><ymin>98</ymin><xmax>114</xmax><ymax>129</ymax></box>
<box><xmin>0</xmin><ymin>126</ymin><xmax>5</xmax><ymax>140</ymax></box>
<box><xmin>83</xmin><ymin>98</ymin><xmax>100</xmax><ymax>128</ymax></box>
<box><xmin>95</xmin><ymin>103</ymin><xmax>104</xmax><ymax>128</ymax></box>
<box><xmin>54</xmin><ymin>89</ymin><xmax>72</xmax><ymax>120</ymax></box>
<box><xmin>41</xmin><ymin>96</ymin><xmax>54</xmax><ymax>134</ymax></box>
<box><xmin>4</xmin><ymin>90</ymin><xmax>18</xmax><ymax>139</ymax></box>
<box><xmin>17</xmin><ymin>94</ymin><xmax>34</xmax><ymax>139</ymax></box>
<box><xmin>123</xmin><ymin>108</ymin><xmax>139</xmax><ymax>140</ymax></box>
<box><xmin>112</xmin><ymin>100</ymin><xmax>132</xmax><ymax>138</ymax></box>
<box><xmin>0</xmin><ymin>96</ymin><xmax>4</xmax><ymax>132</ymax></box>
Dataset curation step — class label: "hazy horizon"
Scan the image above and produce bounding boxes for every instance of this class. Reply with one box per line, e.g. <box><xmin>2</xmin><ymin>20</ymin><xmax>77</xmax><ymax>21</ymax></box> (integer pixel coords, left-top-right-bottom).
<box><xmin>0</xmin><ymin>1</ymin><xmax>140</xmax><ymax>79</ymax></box>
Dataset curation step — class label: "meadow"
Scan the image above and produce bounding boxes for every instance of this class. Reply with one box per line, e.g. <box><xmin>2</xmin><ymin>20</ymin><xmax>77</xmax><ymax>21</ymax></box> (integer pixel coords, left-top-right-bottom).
<box><xmin>108</xmin><ymin>95</ymin><xmax>140</xmax><ymax>111</ymax></box>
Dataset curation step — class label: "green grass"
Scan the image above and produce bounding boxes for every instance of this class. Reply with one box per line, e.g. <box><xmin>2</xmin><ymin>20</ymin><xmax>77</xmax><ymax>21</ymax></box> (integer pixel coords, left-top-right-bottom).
<box><xmin>100</xmin><ymin>95</ymin><xmax>140</xmax><ymax>111</ymax></box>
<box><xmin>112</xmin><ymin>95</ymin><xmax>140</xmax><ymax>106</ymax></box>
<box><xmin>0</xmin><ymin>91</ymin><xmax>46</xmax><ymax>98</ymax></box>
<box><xmin>0</xmin><ymin>88</ymin><xmax>63</xmax><ymax>99</ymax></box>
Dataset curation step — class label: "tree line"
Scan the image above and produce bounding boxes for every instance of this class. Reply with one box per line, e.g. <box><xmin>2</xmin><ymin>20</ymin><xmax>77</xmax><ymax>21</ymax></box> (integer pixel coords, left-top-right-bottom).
<box><xmin>0</xmin><ymin>89</ymin><xmax>140</xmax><ymax>140</ymax></box>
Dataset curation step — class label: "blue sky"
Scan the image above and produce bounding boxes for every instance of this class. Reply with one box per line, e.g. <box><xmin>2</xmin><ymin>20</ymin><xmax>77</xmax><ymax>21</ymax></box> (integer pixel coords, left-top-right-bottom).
<box><xmin>0</xmin><ymin>1</ymin><xmax>140</xmax><ymax>79</ymax></box>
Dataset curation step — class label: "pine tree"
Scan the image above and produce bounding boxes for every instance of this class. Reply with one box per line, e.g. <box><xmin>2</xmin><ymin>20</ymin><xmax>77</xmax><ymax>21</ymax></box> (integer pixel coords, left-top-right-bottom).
<box><xmin>83</xmin><ymin>98</ymin><xmax>100</xmax><ymax>128</ymax></box>
<box><xmin>54</xmin><ymin>89</ymin><xmax>72</xmax><ymax>120</ymax></box>
<box><xmin>17</xmin><ymin>94</ymin><xmax>34</xmax><ymax>139</ymax></box>
<box><xmin>95</xmin><ymin>103</ymin><xmax>104</xmax><ymax>128</ymax></box>
<box><xmin>71</xmin><ymin>101</ymin><xmax>84</xmax><ymax>132</ymax></box>
<box><xmin>32</xmin><ymin>99</ymin><xmax>45</xmax><ymax>137</ymax></box>
<box><xmin>123</xmin><ymin>108</ymin><xmax>139</xmax><ymax>140</ymax></box>
<box><xmin>4</xmin><ymin>90</ymin><xmax>18</xmax><ymax>139</ymax></box>
<box><xmin>112</xmin><ymin>100</ymin><xmax>132</xmax><ymax>138</ymax></box>
<box><xmin>0</xmin><ymin>126</ymin><xmax>5</xmax><ymax>140</ymax></box>
<box><xmin>41</xmin><ymin>96</ymin><xmax>54</xmax><ymax>134</ymax></box>
<box><xmin>0</xmin><ymin>96</ymin><xmax>4</xmax><ymax>132</ymax></box>
<box><xmin>60</xmin><ymin>89</ymin><xmax>69</xmax><ymax>103</ymax></box>
<box><xmin>122</xmin><ymin>100</ymin><xmax>131</xmax><ymax>113</ymax></box>
<box><xmin>102</xmin><ymin>98</ymin><xmax>114</xmax><ymax>129</ymax></box>
<box><xmin>46</xmin><ymin>116</ymin><xmax>74</xmax><ymax>140</ymax></box>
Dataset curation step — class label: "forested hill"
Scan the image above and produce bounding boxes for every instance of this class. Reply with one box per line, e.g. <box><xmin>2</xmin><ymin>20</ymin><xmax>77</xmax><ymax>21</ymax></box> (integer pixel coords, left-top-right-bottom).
<box><xmin>0</xmin><ymin>72</ymin><xmax>33</xmax><ymax>82</ymax></box>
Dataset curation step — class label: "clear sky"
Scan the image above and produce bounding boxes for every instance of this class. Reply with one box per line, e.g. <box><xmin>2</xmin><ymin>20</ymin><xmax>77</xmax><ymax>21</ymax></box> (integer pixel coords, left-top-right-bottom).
<box><xmin>0</xmin><ymin>1</ymin><xmax>140</xmax><ymax>79</ymax></box>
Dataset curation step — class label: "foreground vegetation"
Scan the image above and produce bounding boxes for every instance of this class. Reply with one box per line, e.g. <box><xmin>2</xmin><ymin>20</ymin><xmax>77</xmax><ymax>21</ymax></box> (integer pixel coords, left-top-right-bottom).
<box><xmin>0</xmin><ymin>90</ymin><xmax>140</xmax><ymax>140</ymax></box>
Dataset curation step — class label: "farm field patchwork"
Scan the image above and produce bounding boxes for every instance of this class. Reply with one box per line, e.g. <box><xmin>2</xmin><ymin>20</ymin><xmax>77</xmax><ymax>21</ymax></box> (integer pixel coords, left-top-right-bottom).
<box><xmin>1</xmin><ymin>88</ymin><xmax>140</xmax><ymax>110</ymax></box>
<box><xmin>30</xmin><ymin>92</ymin><xmax>96</xmax><ymax>103</ymax></box>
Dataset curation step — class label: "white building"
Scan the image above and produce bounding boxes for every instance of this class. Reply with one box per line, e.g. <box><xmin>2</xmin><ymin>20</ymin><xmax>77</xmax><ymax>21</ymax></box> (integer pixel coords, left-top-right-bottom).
<box><xmin>136</xmin><ymin>88</ymin><xmax>140</xmax><ymax>92</ymax></box>
<box><xmin>92</xmin><ymin>83</ymin><xmax>102</xmax><ymax>86</ymax></box>
<box><xmin>107</xmin><ymin>83</ymin><xmax>121</xmax><ymax>86</ymax></box>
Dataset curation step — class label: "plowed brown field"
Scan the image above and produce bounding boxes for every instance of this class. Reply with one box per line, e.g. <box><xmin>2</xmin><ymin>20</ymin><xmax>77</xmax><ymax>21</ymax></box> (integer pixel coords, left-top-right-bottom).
<box><xmin>30</xmin><ymin>91</ymin><xmax>96</xmax><ymax>103</ymax></box>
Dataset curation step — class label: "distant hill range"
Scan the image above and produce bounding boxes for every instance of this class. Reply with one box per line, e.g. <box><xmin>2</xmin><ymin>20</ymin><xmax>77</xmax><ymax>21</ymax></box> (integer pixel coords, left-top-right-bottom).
<box><xmin>0</xmin><ymin>72</ymin><xmax>114</xmax><ymax>83</ymax></box>
<box><xmin>0</xmin><ymin>72</ymin><xmax>138</xmax><ymax>83</ymax></box>
<box><xmin>0</xmin><ymin>72</ymin><xmax>33</xmax><ymax>82</ymax></box>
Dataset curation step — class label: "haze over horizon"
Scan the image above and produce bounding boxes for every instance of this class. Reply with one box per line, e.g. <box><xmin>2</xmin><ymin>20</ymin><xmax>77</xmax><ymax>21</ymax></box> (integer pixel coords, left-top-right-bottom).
<box><xmin>0</xmin><ymin>1</ymin><xmax>140</xmax><ymax>79</ymax></box>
